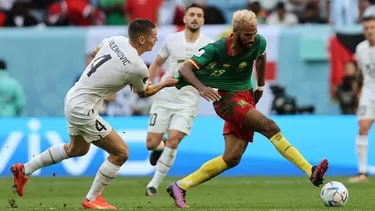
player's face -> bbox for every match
[364,20,375,42]
[238,23,258,48]
[144,28,158,51]
[184,7,204,32]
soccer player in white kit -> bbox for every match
[10,19,177,209]
[144,4,214,196]
[349,7,375,183]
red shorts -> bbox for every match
[213,90,255,142]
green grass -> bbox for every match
[0,177,372,210]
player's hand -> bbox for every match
[162,78,178,87]
[130,84,135,93]
[199,87,221,102]
[253,89,263,104]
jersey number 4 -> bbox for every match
[87,54,112,77]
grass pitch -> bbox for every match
[0,177,373,210]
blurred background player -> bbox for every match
[0,59,25,117]
[10,19,177,210]
[166,10,328,208]
[349,5,375,183]
[144,3,213,196]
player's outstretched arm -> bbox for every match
[137,78,178,98]
[179,61,221,101]
[149,55,167,81]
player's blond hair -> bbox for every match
[232,9,257,30]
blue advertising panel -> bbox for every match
[0,116,371,177]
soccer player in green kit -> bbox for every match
[166,9,329,208]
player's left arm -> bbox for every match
[255,52,267,88]
[253,35,267,103]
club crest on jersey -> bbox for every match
[238,61,248,71]
[207,62,217,69]
[237,100,247,108]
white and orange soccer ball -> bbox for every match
[320,181,349,207]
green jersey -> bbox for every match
[176,34,266,91]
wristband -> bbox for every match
[256,86,264,91]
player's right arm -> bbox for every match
[149,56,167,82]
[354,45,364,96]
[148,35,170,81]
[179,45,221,102]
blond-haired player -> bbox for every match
[166,10,329,208]
[10,19,177,210]
[144,3,213,196]
[349,6,375,183]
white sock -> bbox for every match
[147,147,177,189]
[356,135,368,174]
[24,144,68,176]
[86,159,120,201]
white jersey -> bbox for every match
[154,31,213,109]
[356,40,375,90]
[65,36,149,118]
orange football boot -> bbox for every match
[82,195,117,209]
[10,163,28,197]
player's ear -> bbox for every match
[183,15,187,24]
[138,36,145,45]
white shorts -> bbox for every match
[147,103,195,136]
[64,105,112,143]
[357,89,375,120]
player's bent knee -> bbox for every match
[66,145,90,157]
[222,154,241,168]
[263,120,281,138]
[111,147,129,165]
[166,135,183,149]
[358,121,372,135]
[146,134,163,150]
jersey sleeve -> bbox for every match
[158,35,170,59]
[129,64,149,92]
[257,35,267,57]
[189,44,216,69]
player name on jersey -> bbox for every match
[109,39,131,66]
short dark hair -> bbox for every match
[185,3,204,14]
[128,18,156,42]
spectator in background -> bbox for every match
[124,0,162,25]
[3,0,38,27]
[266,1,298,26]
[0,59,25,117]
[299,2,327,24]
[0,0,14,11]
[357,0,371,23]
[248,0,267,24]
[46,0,104,26]
[330,0,358,25]
[100,0,126,25]
[158,0,185,26]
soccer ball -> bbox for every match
[320,181,349,207]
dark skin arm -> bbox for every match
[179,61,221,102]
[253,52,267,103]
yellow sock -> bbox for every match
[270,132,313,177]
[177,156,228,190]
